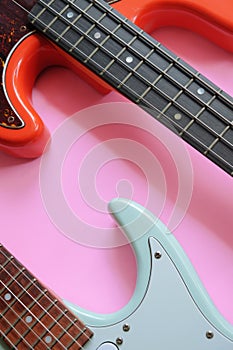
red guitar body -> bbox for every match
[1,0,233,158]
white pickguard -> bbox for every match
[1,199,233,349]
[82,237,233,350]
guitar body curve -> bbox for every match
[63,198,233,349]
[1,199,233,349]
[0,0,232,158]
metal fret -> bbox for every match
[29,0,233,175]
[1,311,34,349]
[0,245,93,349]
[1,285,51,349]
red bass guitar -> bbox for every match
[0,0,233,175]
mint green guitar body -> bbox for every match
[1,198,233,349]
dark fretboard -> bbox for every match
[29,0,233,176]
[0,244,93,349]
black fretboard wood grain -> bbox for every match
[29,0,233,175]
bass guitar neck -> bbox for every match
[0,0,233,175]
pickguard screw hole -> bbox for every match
[20,25,27,32]
[7,116,15,124]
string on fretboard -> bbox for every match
[0,244,93,349]
[28,0,233,175]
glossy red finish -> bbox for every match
[2,33,110,158]
[2,0,233,158]
[114,0,233,52]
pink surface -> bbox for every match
[1,24,233,326]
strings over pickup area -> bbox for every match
[29,0,233,176]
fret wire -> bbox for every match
[77,4,233,144]
[20,293,60,343]
[84,13,134,65]
[0,329,19,350]
[116,57,232,149]
[1,267,28,291]
[179,105,217,139]
[69,0,233,107]
[69,12,109,53]
[0,252,14,269]
[1,249,92,349]
[50,317,86,349]
[0,289,52,349]
[30,0,54,25]
[204,138,221,156]
[1,280,67,349]
[1,249,73,325]
[1,277,37,317]
[0,310,34,350]
[57,5,93,44]
[29,2,233,172]
[93,0,232,105]
[204,124,233,155]
[170,81,233,149]
[1,261,38,314]
[66,328,86,349]
[37,0,233,126]
[41,0,233,130]
[45,4,71,35]
[0,249,91,349]
[57,13,83,44]
[0,266,83,340]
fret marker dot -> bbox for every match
[4,293,12,301]
[174,113,182,120]
[67,11,74,19]
[45,335,52,344]
[126,56,133,64]
[25,315,33,324]
[94,32,101,39]
[197,87,205,95]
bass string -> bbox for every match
[37,0,233,123]
[9,0,233,168]
[1,249,91,349]
[11,0,32,14]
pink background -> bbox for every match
[1,24,233,325]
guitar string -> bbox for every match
[61,0,233,151]
[0,327,28,350]
[10,0,233,169]
[38,0,233,132]
[0,275,89,350]
[35,0,233,169]
[0,246,89,339]
[68,0,233,111]
[0,249,91,348]
[0,290,51,350]
[12,0,233,169]
[0,306,35,350]
[1,281,65,349]
[0,251,91,349]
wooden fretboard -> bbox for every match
[0,244,93,349]
[29,0,233,176]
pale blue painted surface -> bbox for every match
[1,198,233,349]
